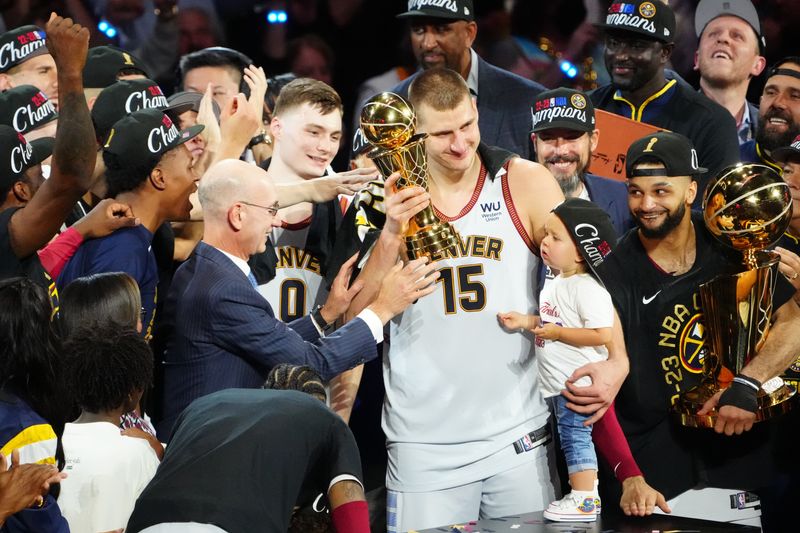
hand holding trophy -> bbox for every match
[673,163,796,427]
[360,92,459,260]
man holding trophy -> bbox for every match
[596,131,800,526]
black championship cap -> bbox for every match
[102,108,204,169]
[0,85,57,134]
[167,91,221,122]
[351,127,371,159]
[626,131,708,178]
[596,1,676,43]
[695,0,765,52]
[552,198,617,276]
[531,88,595,134]
[83,46,149,89]
[92,79,192,144]
[771,134,800,163]
[0,26,47,73]
[397,0,474,22]
[0,125,53,189]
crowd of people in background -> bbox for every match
[1,0,800,532]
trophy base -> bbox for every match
[672,377,797,428]
[405,221,460,261]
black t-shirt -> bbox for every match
[0,207,58,303]
[126,389,363,533]
[597,212,794,498]
[774,232,800,390]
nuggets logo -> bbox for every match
[570,93,587,110]
[678,313,706,373]
[639,2,656,18]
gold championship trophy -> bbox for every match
[674,164,796,427]
[360,92,459,260]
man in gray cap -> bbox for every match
[694,0,766,145]
[390,0,545,160]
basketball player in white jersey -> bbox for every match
[341,68,627,531]
[253,78,376,323]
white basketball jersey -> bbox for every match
[257,220,328,322]
[384,163,550,492]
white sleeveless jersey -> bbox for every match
[384,163,550,492]
[257,220,328,322]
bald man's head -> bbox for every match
[199,160,281,258]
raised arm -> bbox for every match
[9,14,94,259]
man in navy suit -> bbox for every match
[390,0,545,161]
[531,87,633,237]
[156,159,439,439]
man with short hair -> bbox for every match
[590,0,739,203]
[57,108,204,340]
[694,0,766,145]
[178,46,251,108]
[0,25,58,108]
[350,67,575,531]
[390,0,545,160]
[251,78,376,322]
[530,87,632,236]
[596,131,800,525]
[157,158,438,439]
[740,57,800,171]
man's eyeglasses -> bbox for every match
[239,201,279,216]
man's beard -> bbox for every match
[635,202,686,239]
[545,155,586,197]
[757,107,800,152]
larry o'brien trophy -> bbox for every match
[359,92,459,260]
[673,164,795,427]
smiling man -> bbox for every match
[0,25,59,109]
[248,78,360,322]
[740,57,800,171]
[694,0,766,145]
[590,0,739,205]
[58,108,204,340]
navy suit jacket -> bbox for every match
[584,173,634,238]
[157,242,376,438]
[393,55,545,160]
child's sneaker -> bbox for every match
[542,492,601,522]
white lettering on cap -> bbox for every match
[0,37,46,70]
[575,222,604,266]
[147,123,180,153]
[408,0,458,14]
[12,99,55,133]
[605,13,657,34]
[531,106,587,130]
[10,139,33,174]
[125,90,169,113]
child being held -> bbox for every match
[499,198,617,522]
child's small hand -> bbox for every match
[532,322,561,340]
[497,312,539,331]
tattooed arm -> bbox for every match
[9,13,95,259]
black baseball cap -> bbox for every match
[351,127,371,159]
[772,134,800,163]
[596,1,676,44]
[695,0,765,52]
[552,198,617,276]
[0,85,57,134]
[0,125,53,189]
[531,88,595,134]
[102,108,204,169]
[83,46,149,89]
[92,79,191,144]
[167,91,221,122]
[0,26,47,73]
[626,132,708,179]
[397,0,474,22]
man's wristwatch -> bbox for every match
[248,131,271,149]
[311,305,334,333]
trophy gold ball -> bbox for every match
[359,92,416,150]
[702,163,792,254]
